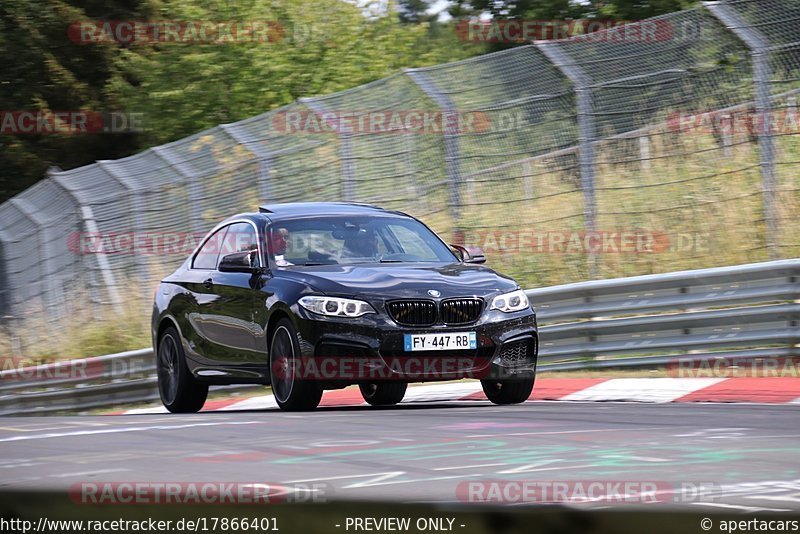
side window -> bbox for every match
[192,226,229,270]
[219,222,260,267]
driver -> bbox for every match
[342,229,378,259]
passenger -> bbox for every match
[270,227,293,266]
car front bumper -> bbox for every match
[291,306,538,384]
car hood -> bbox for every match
[274,262,518,299]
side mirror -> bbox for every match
[450,244,486,264]
[219,251,259,273]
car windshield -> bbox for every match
[266,216,458,267]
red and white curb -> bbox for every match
[116,377,800,415]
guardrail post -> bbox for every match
[704,1,778,259]
[535,42,598,277]
[300,98,355,201]
[404,68,464,239]
[220,123,273,204]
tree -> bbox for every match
[0,0,149,202]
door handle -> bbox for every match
[203,278,214,290]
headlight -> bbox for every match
[298,296,375,318]
[490,289,529,313]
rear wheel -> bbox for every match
[269,319,322,411]
[359,382,407,406]
[480,377,534,405]
[157,327,208,413]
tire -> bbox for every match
[269,319,323,411]
[157,327,208,413]
[480,376,534,405]
[359,382,407,406]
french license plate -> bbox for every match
[404,332,477,352]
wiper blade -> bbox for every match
[379,259,404,263]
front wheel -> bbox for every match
[157,327,208,413]
[269,319,322,411]
[480,377,534,405]
[359,382,407,406]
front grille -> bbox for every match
[441,298,483,325]
[499,340,530,363]
[386,300,437,326]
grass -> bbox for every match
[0,284,152,366]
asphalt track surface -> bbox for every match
[1,400,799,511]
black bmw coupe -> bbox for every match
[152,202,538,412]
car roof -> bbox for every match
[258,202,409,220]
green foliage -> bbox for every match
[112,0,483,146]
[0,0,147,201]
[1,0,483,201]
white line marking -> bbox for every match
[690,502,792,512]
[497,460,563,474]
[51,468,131,478]
[499,464,597,474]
[433,463,509,471]
[343,473,479,489]
[465,428,661,438]
[285,471,405,484]
[0,421,262,443]
[600,455,669,463]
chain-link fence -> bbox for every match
[1,0,799,350]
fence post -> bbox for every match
[8,198,56,322]
[535,42,598,276]
[0,233,8,319]
[150,146,206,234]
[300,98,355,201]
[220,123,273,205]
[639,135,651,173]
[97,161,149,284]
[705,1,778,259]
[522,159,534,198]
[404,68,463,239]
[48,168,124,315]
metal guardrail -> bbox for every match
[0,349,157,416]
[1,259,798,415]
[529,258,800,370]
